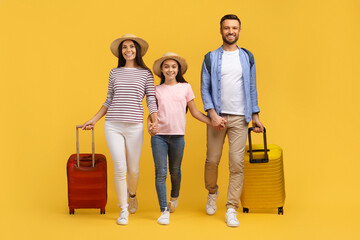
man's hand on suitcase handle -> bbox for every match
[251,113,264,133]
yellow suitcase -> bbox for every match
[241,127,285,214]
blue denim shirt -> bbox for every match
[200,46,260,123]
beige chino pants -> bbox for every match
[205,114,248,210]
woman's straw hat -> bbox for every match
[110,33,149,57]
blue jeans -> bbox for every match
[151,135,185,212]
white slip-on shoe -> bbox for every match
[157,207,170,225]
[128,194,138,214]
[225,208,240,227]
[117,209,129,225]
[206,190,218,215]
[168,197,179,213]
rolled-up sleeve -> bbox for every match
[249,61,260,113]
[201,59,214,112]
[145,70,157,114]
[103,70,114,108]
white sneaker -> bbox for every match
[225,208,240,227]
[168,197,178,213]
[206,190,218,215]
[128,194,138,214]
[157,208,170,225]
[117,209,129,225]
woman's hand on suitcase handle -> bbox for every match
[81,119,96,130]
[251,113,263,133]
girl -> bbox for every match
[82,34,158,225]
[148,52,211,225]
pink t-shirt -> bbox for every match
[155,83,195,135]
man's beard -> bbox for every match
[222,35,238,45]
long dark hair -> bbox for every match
[117,40,150,71]
[160,59,188,85]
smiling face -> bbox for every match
[220,19,241,45]
[161,59,179,82]
[121,40,136,62]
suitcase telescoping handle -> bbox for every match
[76,125,95,168]
[248,127,269,163]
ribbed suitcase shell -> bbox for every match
[241,143,285,214]
[67,153,107,214]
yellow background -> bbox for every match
[1,0,359,239]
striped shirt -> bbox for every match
[103,67,157,123]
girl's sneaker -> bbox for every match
[157,208,170,225]
[168,197,179,213]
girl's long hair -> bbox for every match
[117,40,150,71]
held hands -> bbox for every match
[81,119,96,130]
[211,114,227,131]
[148,123,158,136]
[147,118,158,136]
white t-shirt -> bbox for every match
[155,82,195,135]
[221,49,246,115]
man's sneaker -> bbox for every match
[117,209,129,225]
[168,197,178,213]
[206,190,218,215]
[225,208,240,227]
[128,194,138,214]
[157,207,170,225]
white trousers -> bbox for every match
[104,121,143,209]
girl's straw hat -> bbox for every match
[153,52,188,77]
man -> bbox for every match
[201,14,264,227]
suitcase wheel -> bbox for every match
[243,208,249,213]
[69,208,75,215]
[100,209,105,214]
[278,207,284,215]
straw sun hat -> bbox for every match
[153,52,188,77]
[110,33,149,57]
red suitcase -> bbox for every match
[67,126,107,214]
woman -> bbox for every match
[82,34,158,225]
[148,52,211,225]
